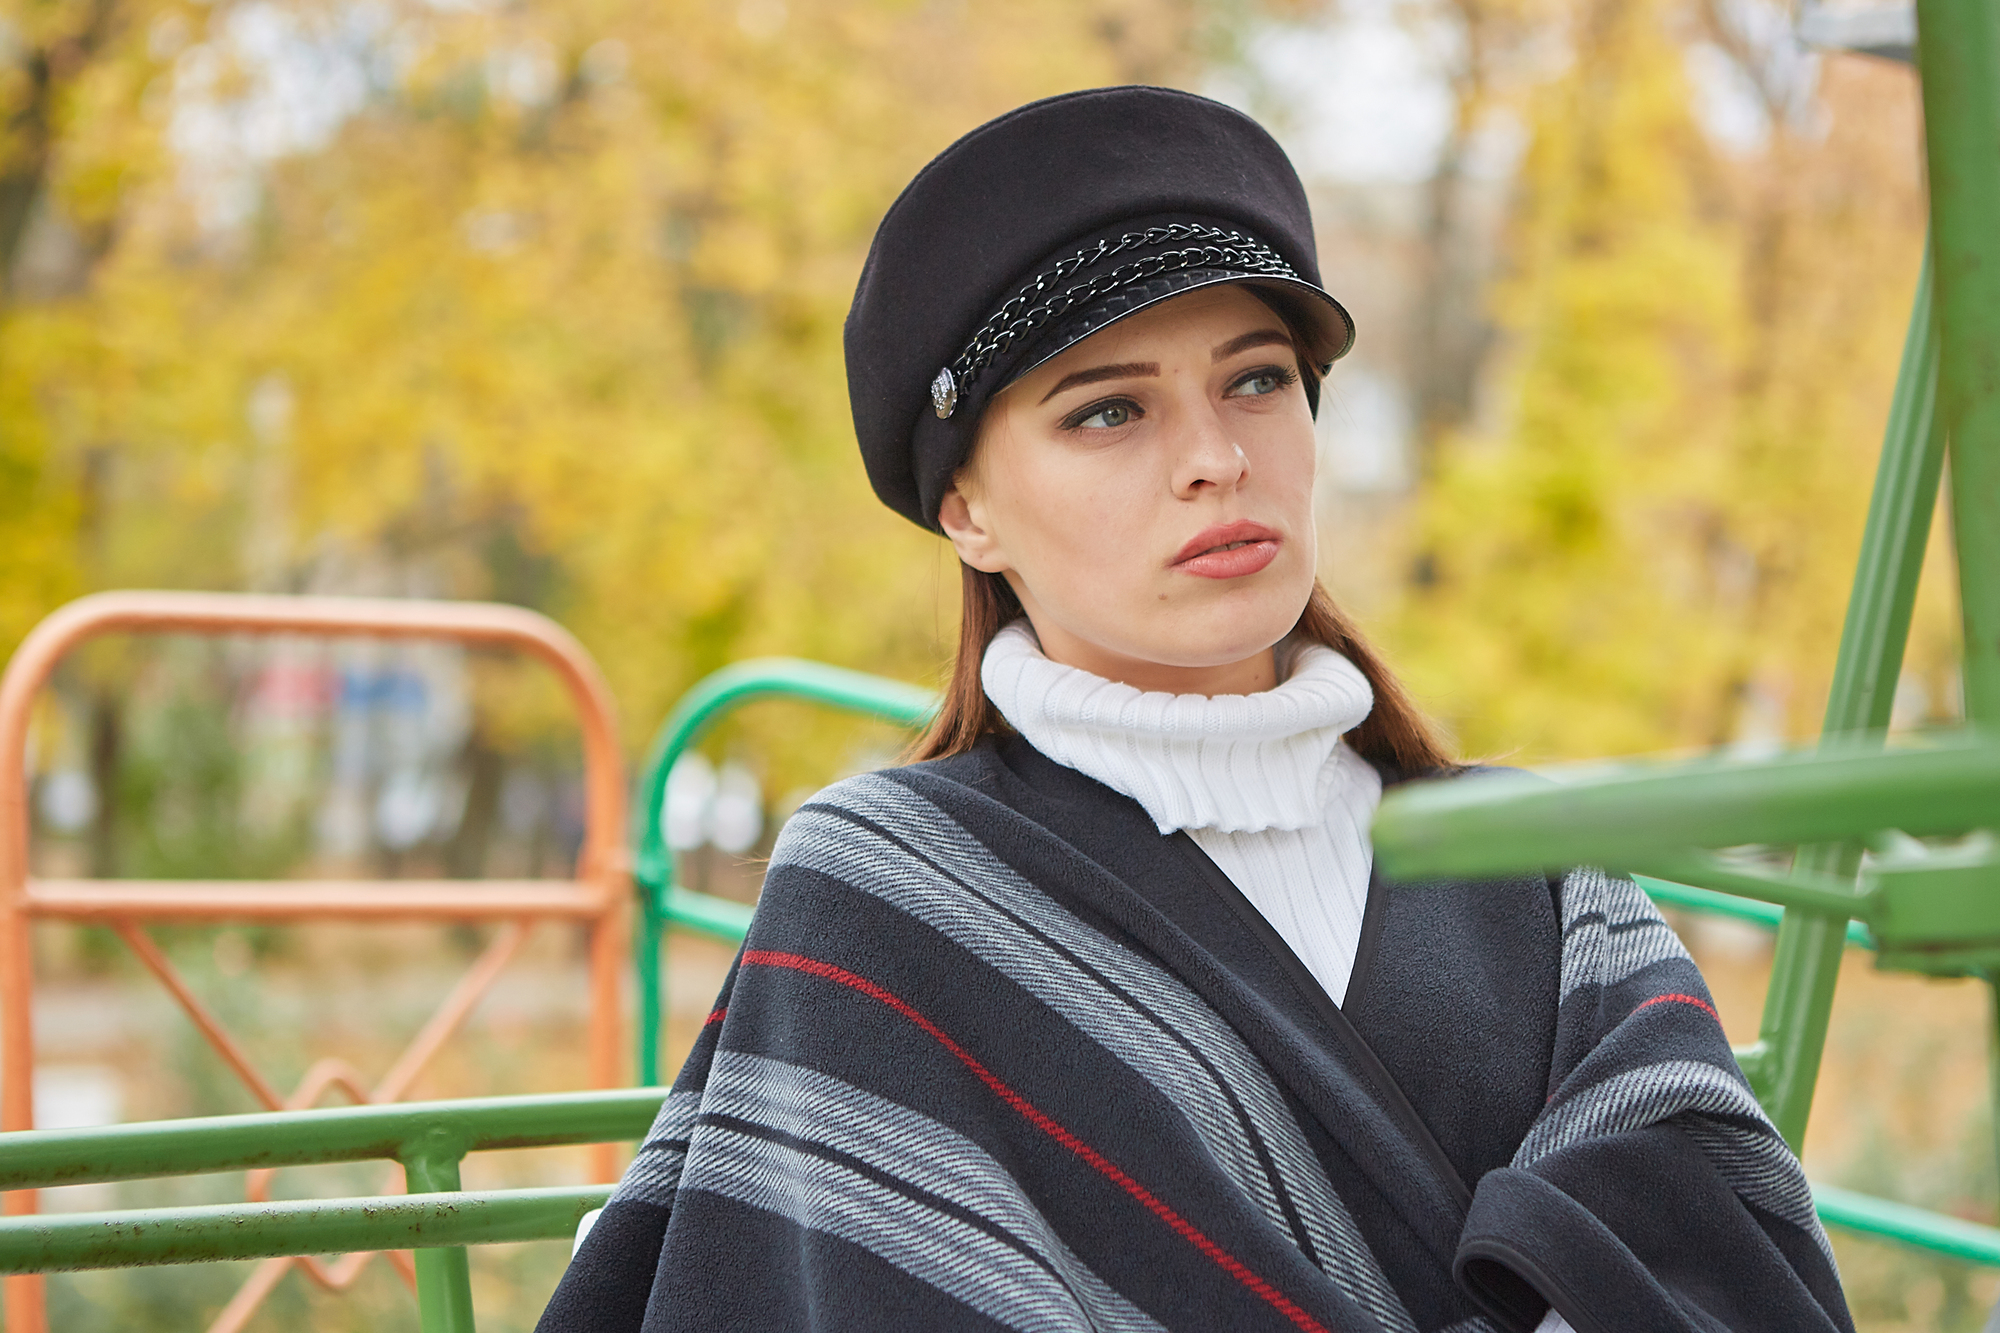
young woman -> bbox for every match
[541,87,1851,1333]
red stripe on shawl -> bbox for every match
[741,948,1331,1333]
[1632,993,1720,1021]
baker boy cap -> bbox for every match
[845,85,1355,532]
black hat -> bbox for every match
[845,85,1354,532]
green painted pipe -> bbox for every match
[0,1089,665,1192]
[0,1187,609,1274]
[1919,0,2000,728]
[1815,1183,2000,1267]
[662,884,755,943]
[1634,876,1874,950]
[1753,247,1946,1148]
[1631,853,1872,919]
[632,659,938,894]
[633,659,937,1084]
[1373,734,2000,882]
[406,1142,477,1333]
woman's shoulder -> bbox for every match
[768,745,1006,852]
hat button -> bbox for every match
[930,367,959,420]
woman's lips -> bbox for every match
[1171,521,1282,580]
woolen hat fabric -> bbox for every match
[845,85,1355,533]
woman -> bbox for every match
[541,87,1851,1332]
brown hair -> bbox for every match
[908,567,1459,776]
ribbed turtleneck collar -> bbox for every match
[980,620,1376,835]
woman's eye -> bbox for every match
[1227,369,1285,398]
[1068,400,1137,430]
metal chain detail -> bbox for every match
[945,224,1300,396]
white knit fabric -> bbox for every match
[981,621,1382,1006]
[982,624,1581,1333]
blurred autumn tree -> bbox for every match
[0,0,1945,779]
[1385,0,1937,760]
[0,0,1252,775]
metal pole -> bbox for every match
[404,1143,476,1333]
[1990,975,2000,1236]
[586,907,627,1182]
[1917,0,2000,725]
[630,660,935,1084]
[1916,0,2000,1234]
[1750,251,1945,1147]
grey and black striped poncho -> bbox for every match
[540,737,1852,1332]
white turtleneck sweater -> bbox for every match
[981,622,1575,1333]
[981,620,1382,1006]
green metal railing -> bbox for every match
[1376,0,2000,1274]
[1374,736,2000,1267]
[631,657,936,1085]
[0,1089,664,1332]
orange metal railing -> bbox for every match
[0,592,629,1333]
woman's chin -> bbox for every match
[1157,585,1311,659]
[1119,607,1305,674]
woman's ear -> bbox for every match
[937,481,1011,574]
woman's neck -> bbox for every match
[1025,615,1278,696]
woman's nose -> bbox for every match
[1173,409,1250,496]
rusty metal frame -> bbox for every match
[0,591,629,1333]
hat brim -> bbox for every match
[997,268,1356,394]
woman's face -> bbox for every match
[939,284,1319,695]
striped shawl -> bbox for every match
[539,738,1851,1332]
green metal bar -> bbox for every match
[1750,249,1944,1143]
[1373,734,1999,881]
[405,1142,475,1333]
[633,659,937,1084]
[1918,0,2000,727]
[1917,0,2000,1241]
[1990,975,2000,1254]
[12,1175,1995,1279]
[1816,251,1946,746]
[633,659,939,892]
[1633,875,1874,949]
[0,1088,665,1192]
[1748,909,1847,1135]
[1761,0,1995,1144]
[1814,1182,2000,1267]
[1379,254,1939,1126]
[0,1187,608,1274]
[663,884,755,943]
[1628,853,1873,918]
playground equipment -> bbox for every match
[630,658,936,1086]
[0,0,1992,1327]
[0,1090,656,1333]
[0,593,630,1332]
[1369,0,2000,1272]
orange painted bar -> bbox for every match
[27,879,613,920]
[0,592,630,1333]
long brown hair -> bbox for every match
[908,566,1459,776]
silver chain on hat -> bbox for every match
[929,223,1301,420]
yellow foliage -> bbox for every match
[1388,0,1934,762]
[1,0,1220,779]
[0,0,1946,781]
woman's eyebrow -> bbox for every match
[1038,361,1158,404]
[1212,328,1293,361]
